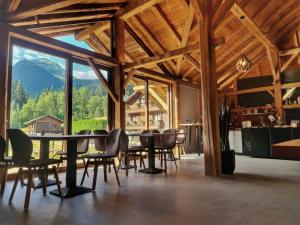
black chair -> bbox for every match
[161,129,178,173]
[176,129,186,160]
[0,136,14,197]
[56,130,91,169]
[81,129,127,189]
[7,129,63,209]
[93,130,108,153]
[118,131,148,175]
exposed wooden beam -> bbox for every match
[136,68,175,82]
[75,21,110,41]
[151,5,181,46]
[124,23,172,76]
[279,47,300,56]
[281,54,298,72]
[87,57,119,103]
[213,0,235,29]
[124,69,136,89]
[225,86,274,96]
[184,53,201,72]
[124,43,199,70]
[0,22,118,67]
[11,11,113,26]
[282,82,300,89]
[43,3,125,14]
[190,0,204,22]
[115,0,164,20]
[266,47,283,116]
[230,3,276,48]
[6,0,22,13]
[176,1,194,75]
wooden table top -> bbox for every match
[272,139,300,148]
[28,134,107,141]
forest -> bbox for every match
[10,80,108,132]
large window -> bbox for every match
[72,62,108,133]
[125,78,171,132]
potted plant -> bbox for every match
[219,96,235,175]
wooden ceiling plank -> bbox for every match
[175,1,194,75]
[151,4,181,46]
[75,21,110,41]
[124,43,199,70]
[184,53,201,72]
[6,0,22,13]
[116,0,164,20]
[213,0,235,29]
[230,3,276,48]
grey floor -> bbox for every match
[1,155,300,225]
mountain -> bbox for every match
[12,58,104,97]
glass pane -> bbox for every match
[72,63,108,134]
[125,78,146,132]
[9,45,66,162]
[148,81,170,131]
[55,35,94,52]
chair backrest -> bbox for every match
[106,129,128,157]
[139,130,151,147]
[150,129,162,147]
[176,129,186,144]
[76,130,91,154]
[0,136,6,161]
[7,129,33,166]
[162,129,177,149]
[93,130,108,151]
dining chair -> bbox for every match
[161,129,178,173]
[81,129,127,189]
[56,130,91,170]
[7,129,63,209]
[118,130,148,175]
[93,130,108,153]
[176,129,186,160]
[0,136,14,197]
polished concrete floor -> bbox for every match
[1,155,300,225]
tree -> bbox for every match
[11,80,29,109]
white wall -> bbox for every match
[179,85,200,124]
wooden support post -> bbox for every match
[64,57,73,135]
[112,17,125,129]
[172,81,180,128]
[0,28,10,139]
[194,0,221,176]
[144,79,149,130]
[267,47,283,117]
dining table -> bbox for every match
[29,134,108,198]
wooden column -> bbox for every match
[196,0,222,176]
[267,47,283,118]
[0,28,10,139]
[173,81,180,128]
[64,57,73,135]
[144,79,149,130]
[112,17,125,129]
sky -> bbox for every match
[12,35,107,80]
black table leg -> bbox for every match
[50,139,92,198]
[139,136,164,174]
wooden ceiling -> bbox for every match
[1,0,300,91]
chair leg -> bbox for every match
[140,155,146,169]
[24,170,33,209]
[20,174,25,187]
[178,145,181,160]
[125,155,130,176]
[133,156,137,172]
[82,158,89,178]
[161,150,164,167]
[41,169,47,196]
[9,168,21,202]
[164,153,167,174]
[80,159,89,186]
[53,166,63,200]
[92,164,99,190]
[0,166,8,197]
[113,160,120,187]
[171,150,177,169]
[103,161,108,182]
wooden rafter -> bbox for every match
[75,21,110,41]
[124,43,199,70]
[213,0,235,29]
[230,3,276,48]
[176,1,194,75]
[115,0,164,20]
[87,57,119,103]
[6,0,22,13]
[184,53,201,72]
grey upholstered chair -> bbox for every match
[161,129,178,173]
[81,129,127,189]
[176,129,186,160]
[93,130,108,152]
[7,129,63,209]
